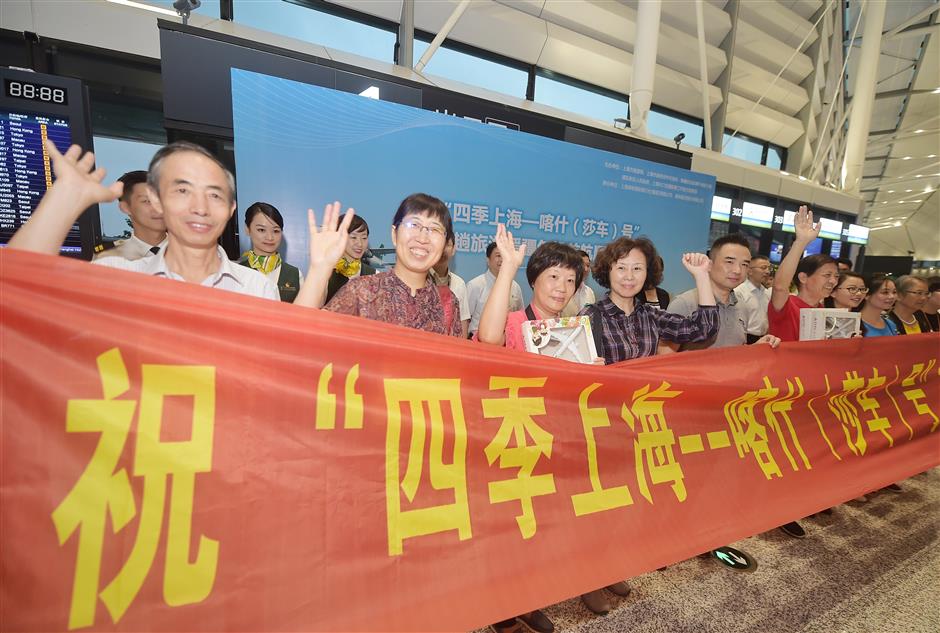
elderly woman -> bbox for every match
[768,206,839,341]
[579,236,718,364]
[239,202,304,302]
[888,275,931,334]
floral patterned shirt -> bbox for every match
[324,270,462,337]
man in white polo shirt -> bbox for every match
[466,241,523,336]
[9,140,277,300]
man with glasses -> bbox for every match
[734,254,772,340]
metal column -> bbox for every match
[398,0,414,68]
[841,0,887,193]
[709,0,740,152]
[629,0,662,138]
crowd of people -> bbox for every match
[10,140,939,633]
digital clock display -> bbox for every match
[4,79,68,105]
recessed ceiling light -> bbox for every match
[929,155,937,158]
[903,156,912,160]
[888,190,895,193]
[894,221,902,226]
[933,88,940,94]
[781,171,790,176]
[913,200,922,203]
[915,129,925,134]
[916,174,923,178]
[906,189,913,192]
[798,175,807,181]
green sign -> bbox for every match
[711,546,757,572]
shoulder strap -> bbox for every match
[525,305,537,321]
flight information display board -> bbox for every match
[0,68,98,258]
[0,110,78,251]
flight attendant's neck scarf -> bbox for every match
[243,250,282,275]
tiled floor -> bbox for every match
[475,467,940,633]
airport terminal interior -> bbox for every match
[1,0,938,632]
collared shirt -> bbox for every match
[668,288,746,350]
[561,284,596,318]
[580,295,719,364]
[734,279,770,336]
[466,270,523,333]
[93,234,168,262]
[325,270,463,337]
[93,245,279,300]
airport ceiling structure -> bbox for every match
[330,0,940,259]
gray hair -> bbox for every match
[147,141,236,203]
[895,275,928,294]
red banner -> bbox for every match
[2,249,938,632]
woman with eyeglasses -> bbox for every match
[887,275,931,335]
[294,193,462,337]
[825,271,867,311]
[859,274,899,337]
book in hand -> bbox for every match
[799,308,861,340]
[522,315,599,364]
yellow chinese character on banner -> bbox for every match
[902,361,939,433]
[763,376,812,472]
[385,379,471,556]
[855,369,894,447]
[621,382,685,504]
[725,376,810,478]
[482,377,555,539]
[51,348,218,630]
[571,383,634,516]
[829,369,897,455]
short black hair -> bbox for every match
[836,257,853,268]
[348,215,369,235]
[245,202,284,229]
[709,234,751,258]
[526,242,584,288]
[118,170,148,202]
[794,253,837,288]
[486,242,498,258]
[391,193,453,242]
[750,254,770,264]
[577,249,590,259]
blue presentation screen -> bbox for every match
[231,69,716,298]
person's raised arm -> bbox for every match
[8,140,123,255]
[682,252,715,306]
[771,205,819,311]
[477,224,526,346]
[294,202,354,309]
